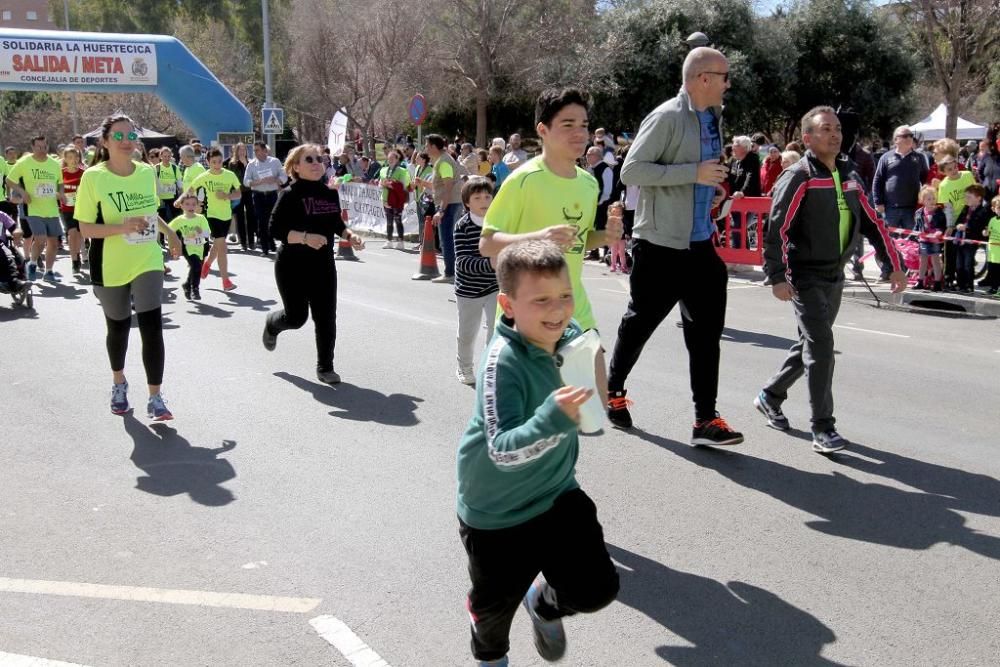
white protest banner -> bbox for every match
[328,109,348,155]
[0,37,157,86]
[337,182,418,236]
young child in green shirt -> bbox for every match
[455,240,618,666]
[168,192,210,301]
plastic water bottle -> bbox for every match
[557,329,605,434]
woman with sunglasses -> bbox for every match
[263,144,365,384]
[75,114,181,420]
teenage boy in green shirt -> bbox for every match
[480,88,623,403]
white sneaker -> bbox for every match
[455,368,475,385]
[383,241,394,249]
[395,240,405,250]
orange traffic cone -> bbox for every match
[411,215,440,280]
[336,209,358,261]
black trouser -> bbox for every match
[955,243,977,289]
[983,262,1000,288]
[458,489,619,662]
[944,239,958,285]
[182,252,203,290]
[384,206,403,241]
[266,246,337,371]
[608,238,728,421]
[762,275,843,433]
[233,190,257,250]
[0,200,19,222]
[252,190,278,253]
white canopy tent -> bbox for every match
[909,104,987,141]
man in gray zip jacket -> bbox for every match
[606,47,744,447]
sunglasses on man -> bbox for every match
[702,71,730,82]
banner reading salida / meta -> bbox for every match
[337,182,419,237]
[0,37,157,86]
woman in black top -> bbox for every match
[263,143,365,384]
[224,142,257,251]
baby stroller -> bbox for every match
[0,211,33,309]
[895,235,922,286]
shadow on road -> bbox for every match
[34,280,88,300]
[274,371,423,426]
[187,301,233,318]
[607,544,844,666]
[721,327,798,350]
[631,429,1000,560]
[123,414,237,506]
[0,304,39,320]
[214,290,277,312]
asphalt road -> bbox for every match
[1,245,998,667]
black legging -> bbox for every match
[384,206,404,241]
[266,247,337,372]
[105,308,165,385]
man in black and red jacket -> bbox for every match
[754,106,905,455]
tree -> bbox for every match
[900,0,1000,138]
[781,0,917,140]
[284,0,425,153]
[429,0,595,147]
[592,0,797,138]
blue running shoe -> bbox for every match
[110,381,130,415]
[147,393,173,421]
[523,577,566,661]
[27,262,37,281]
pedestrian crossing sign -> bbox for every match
[262,107,284,135]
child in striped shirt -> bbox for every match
[454,177,499,385]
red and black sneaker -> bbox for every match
[607,390,634,429]
[692,414,744,446]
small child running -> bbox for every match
[456,240,619,667]
[168,192,210,301]
[982,195,1000,294]
[454,177,499,385]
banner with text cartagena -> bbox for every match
[0,38,157,86]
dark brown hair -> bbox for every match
[496,240,566,296]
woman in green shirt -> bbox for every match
[378,149,411,249]
[75,114,181,421]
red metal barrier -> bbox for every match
[715,196,771,266]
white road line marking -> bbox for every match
[833,325,910,338]
[0,652,91,667]
[340,296,453,329]
[600,288,627,294]
[310,615,391,667]
[0,577,320,613]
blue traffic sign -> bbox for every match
[262,107,284,135]
[408,95,427,126]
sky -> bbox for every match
[754,0,892,15]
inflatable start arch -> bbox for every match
[0,27,252,142]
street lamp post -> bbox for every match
[261,0,275,154]
[63,0,79,135]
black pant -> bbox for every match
[384,206,403,240]
[182,252,203,290]
[234,191,257,250]
[608,239,728,421]
[252,190,279,253]
[459,489,619,662]
[158,198,177,223]
[266,247,338,371]
[955,243,977,289]
[0,200,19,222]
[983,262,1000,288]
[944,239,958,285]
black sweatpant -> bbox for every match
[944,239,958,285]
[762,275,843,433]
[252,190,278,253]
[266,246,337,371]
[458,489,619,662]
[608,238,728,421]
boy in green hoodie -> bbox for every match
[456,240,619,666]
